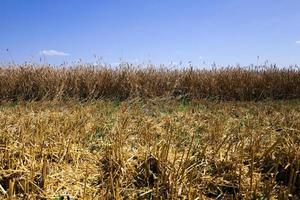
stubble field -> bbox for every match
[0,99,299,199]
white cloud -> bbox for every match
[39,49,69,56]
[296,40,300,44]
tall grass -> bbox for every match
[0,64,300,101]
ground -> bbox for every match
[0,99,299,199]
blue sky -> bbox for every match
[1,0,300,67]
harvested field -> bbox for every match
[0,99,299,199]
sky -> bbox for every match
[1,0,300,67]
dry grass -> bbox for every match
[0,64,300,101]
[0,99,299,199]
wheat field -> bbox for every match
[0,64,300,101]
[0,65,300,199]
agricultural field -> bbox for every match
[3,0,300,199]
[0,65,300,102]
[0,98,299,199]
[0,66,299,199]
